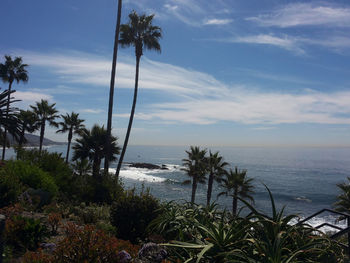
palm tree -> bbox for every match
[17,109,39,147]
[206,151,228,206]
[115,11,162,179]
[182,146,207,204]
[30,99,59,154]
[104,0,123,173]
[73,124,120,178]
[0,55,28,160]
[0,89,21,147]
[56,112,85,163]
[218,167,254,216]
[334,177,350,214]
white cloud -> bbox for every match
[227,34,305,54]
[10,50,350,127]
[81,108,104,114]
[204,18,232,25]
[139,90,350,125]
[247,3,350,28]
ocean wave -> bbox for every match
[108,168,168,183]
[292,215,347,233]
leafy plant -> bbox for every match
[5,215,48,254]
[110,189,160,242]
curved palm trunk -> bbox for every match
[232,187,238,216]
[19,124,26,147]
[191,178,198,204]
[2,81,13,161]
[93,156,101,179]
[66,128,73,163]
[104,0,122,173]
[207,172,214,206]
[39,121,45,154]
[115,55,141,180]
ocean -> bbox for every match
[5,145,350,230]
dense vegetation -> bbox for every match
[1,7,350,263]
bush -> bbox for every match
[110,189,160,243]
[23,223,140,263]
[5,215,48,253]
[0,170,22,208]
[0,161,58,208]
[16,148,75,195]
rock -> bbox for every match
[137,242,168,263]
[118,250,132,263]
[129,163,168,170]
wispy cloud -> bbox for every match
[247,3,350,28]
[14,91,52,110]
[12,50,350,127]
[221,34,305,54]
[20,50,229,97]
[81,108,104,114]
[203,18,233,26]
[139,90,350,125]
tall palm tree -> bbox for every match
[115,11,162,179]
[218,167,254,216]
[0,55,28,160]
[0,89,21,147]
[73,124,120,178]
[30,99,59,154]
[182,146,207,204]
[206,151,228,206]
[17,109,39,147]
[56,112,85,163]
[104,0,123,173]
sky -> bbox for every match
[1,0,350,147]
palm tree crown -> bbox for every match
[334,177,350,214]
[56,112,85,163]
[0,89,21,146]
[115,11,162,179]
[30,99,59,154]
[73,124,120,178]
[182,146,207,204]
[17,109,39,146]
[206,151,229,206]
[218,167,254,216]
[119,11,162,58]
[0,55,28,160]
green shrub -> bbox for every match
[5,215,48,253]
[110,189,160,243]
[2,160,58,197]
[16,148,75,195]
[0,171,23,208]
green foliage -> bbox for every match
[16,148,75,195]
[5,215,48,253]
[160,188,345,263]
[0,169,22,207]
[334,176,350,214]
[0,160,58,199]
[110,189,160,243]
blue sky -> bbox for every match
[1,0,350,146]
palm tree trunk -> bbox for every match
[104,0,122,173]
[191,178,198,204]
[66,129,73,163]
[207,172,214,206]
[19,124,25,147]
[232,188,238,216]
[115,55,141,180]
[39,121,45,154]
[93,156,101,179]
[2,81,13,161]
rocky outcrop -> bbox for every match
[129,163,168,170]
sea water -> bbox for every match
[4,145,350,230]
